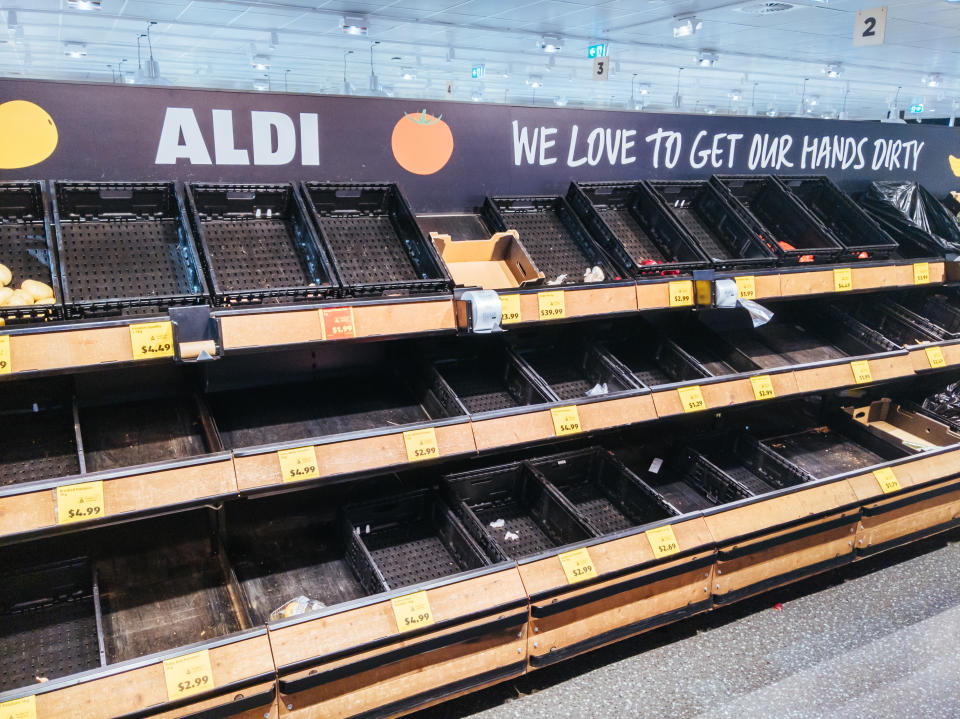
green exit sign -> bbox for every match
[909,103,924,113]
[587,43,608,58]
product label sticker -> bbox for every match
[162,649,215,701]
[735,276,756,300]
[550,405,582,436]
[277,446,321,483]
[130,321,175,360]
[925,345,947,369]
[391,590,434,632]
[538,290,566,320]
[750,374,776,401]
[678,385,706,413]
[499,294,522,324]
[668,280,694,307]
[558,547,598,584]
[913,262,930,285]
[833,267,853,292]
[850,360,873,384]
[0,334,10,375]
[320,306,357,340]
[645,525,681,559]
[56,481,105,525]
[873,467,902,494]
[403,427,439,462]
[0,695,37,719]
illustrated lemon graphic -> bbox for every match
[0,100,58,169]
[391,110,454,175]
[949,154,960,178]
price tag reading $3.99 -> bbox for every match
[162,649,215,701]
[499,294,522,324]
[391,590,434,633]
[129,321,175,360]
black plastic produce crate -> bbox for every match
[898,291,960,339]
[665,321,764,377]
[0,558,103,692]
[52,181,208,317]
[777,176,899,260]
[691,432,808,494]
[186,183,336,305]
[302,182,450,297]
[445,462,594,561]
[345,490,491,591]
[710,175,842,264]
[830,298,945,346]
[644,180,777,270]
[0,181,62,323]
[601,325,711,389]
[566,182,709,277]
[482,194,621,285]
[528,447,677,535]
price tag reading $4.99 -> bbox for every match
[391,590,434,633]
[558,547,597,584]
[403,427,439,462]
[0,696,37,719]
[277,446,321,483]
[129,321,175,360]
[645,525,681,559]
[162,649,215,701]
[550,405,582,436]
[0,334,10,375]
[56,481,104,525]
[538,290,566,320]
[499,294,522,324]
[668,280,694,307]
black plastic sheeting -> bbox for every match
[860,181,960,256]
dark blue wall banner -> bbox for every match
[0,78,957,212]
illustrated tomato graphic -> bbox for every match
[391,110,454,175]
[0,100,58,169]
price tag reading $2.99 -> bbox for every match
[403,427,439,462]
[162,649,215,701]
[668,280,694,307]
[558,547,597,584]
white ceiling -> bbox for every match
[0,0,958,120]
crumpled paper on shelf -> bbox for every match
[269,595,326,622]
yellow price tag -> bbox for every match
[668,280,694,307]
[391,590,434,633]
[550,405,582,436]
[403,427,439,462]
[0,335,10,375]
[913,262,930,285]
[735,275,757,300]
[162,649,215,701]
[695,279,712,306]
[749,374,776,401]
[833,267,853,292]
[277,446,321,483]
[677,385,706,413]
[873,467,902,494]
[0,696,37,719]
[129,321,175,360]
[925,345,947,369]
[56,481,105,525]
[499,294,522,324]
[558,547,598,584]
[537,290,566,320]
[320,306,357,340]
[850,360,873,384]
[645,525,681,559]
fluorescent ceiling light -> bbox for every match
[537,35,562,53]
[526,74,543,88]
[400,67,416,80]
[253,78,269,91]
[64,42,87,58]
[636,84,651,95]
[823,62,842,78]
[696,51,719,67]
[66,0,101,9]
[922,73,943,87]
[554,96,568,106]
[341,14,368,35]
[673,16,702,38]
[729,89,742,101]
[704,105,717,114]
[251,54,270,70]
[808,94,819,106]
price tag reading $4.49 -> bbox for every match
[833,267,853,293]
[56,481,104,525]
[913,262,931,285]
[558,547,597,584]
[403,427,439,462]
[645,525,681,559]
[391,590,434,633]
[162,649,215,701]
[0,695,37,719]
[129,321,175,360]
[277,446,321,483]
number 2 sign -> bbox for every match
[854,6,886,46]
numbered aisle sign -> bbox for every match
[853,6,887,46]
[593,56,610,81]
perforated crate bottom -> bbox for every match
[368,533,464,589]
[672,207,733,260]
[1,408,80,487]
[200,219,317,292]
[474,502,555,559]
[753,324,847,365]
[319,215,420,285]
[522,353,591,400]
[654,480,714,514]
[438,363,527,413]
[0,223,54,291]
[560,483,634,535]
[597,207,667,264]
[762,429,885,479]
[720,463,777,496]
[0,595,100,692]
[500,210,593,280]
[59,220,199,301]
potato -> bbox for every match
[33,297,56,305]
[0,287,12,305]
[6,289,33,306]
[0,263,10,286]
[21,279,53,301]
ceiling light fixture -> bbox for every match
[554,96,568,106]
[251,54,270,70]
[766,107,778,117]
[922,73,943,87]
[673,16,702,38]
[823,62,842,78]
[537,35,562,53]
[341,14,368,36]
[253,77,269,91]
[704,105,717,115]
[471,89,482,102]
[64,42,87,58]
[696,51,719,68]
[66,0,101,9]
[400,67,416,80]
[526,74,544,88]
[729,89,742,101]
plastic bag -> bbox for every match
[860,181,960,257]
[269,595,326,622]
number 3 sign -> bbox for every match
[593,56,610,81]
[854,6,887,46]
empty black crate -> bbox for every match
[0,382,80,488]
[567,182,708,277]
[691,433,807,495]
[602,326,710,389]
[432,346,554,414]
[0,181,62,322]
[645,180,776,270]
[528,447,677,535]
[346,490,491,591]
[0,558,102,692]
[445,462,594,561]
[187,183,336,305]
[666,322,763,377]
[711,175,841,264]
[302,182,450,296]
[830,299,944,345]
[52,181,207,316]
[777,176,898,260]
[483,195,620,284]
[898,291,960,339]
[759,423,908,479]
[512,337,639,401]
